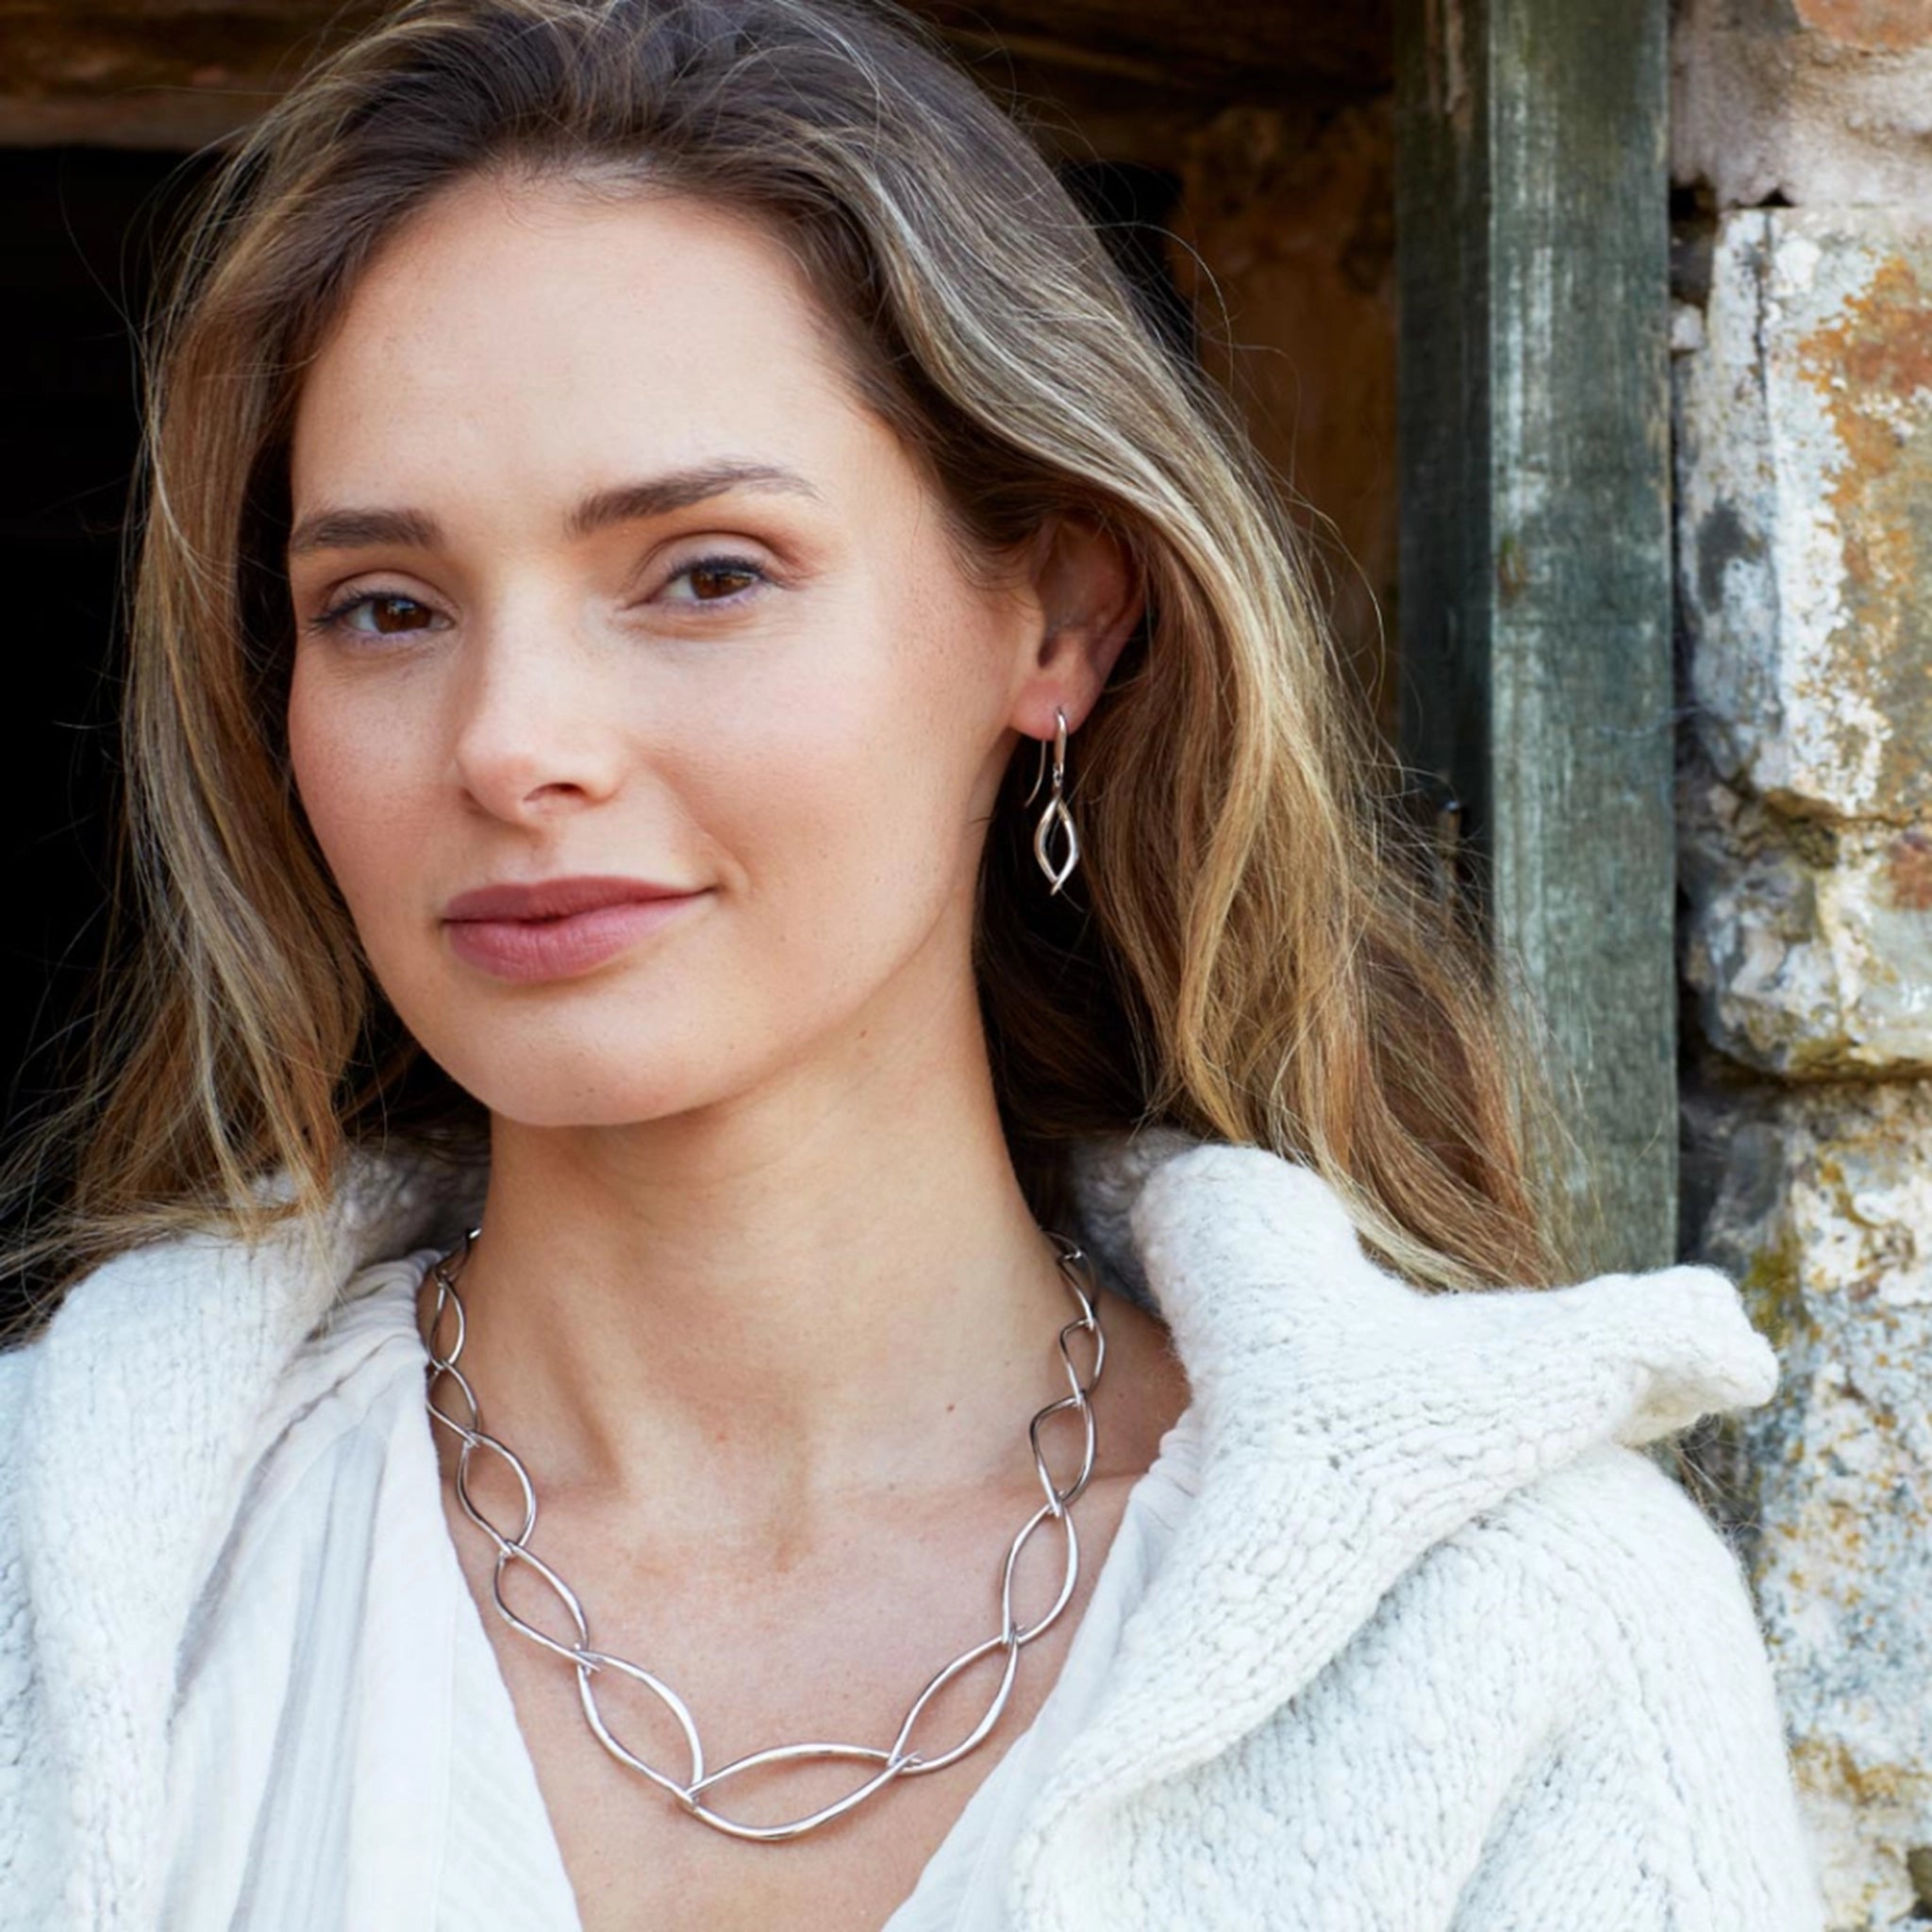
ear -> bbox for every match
[1008,511,1143,740]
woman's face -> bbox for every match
[285,173,1108,1127]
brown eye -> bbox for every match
[361,594,435,633]
[687,564,757,600]
[663,554,769,606]
[309,590,446,641]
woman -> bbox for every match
[0,0,1824,1924]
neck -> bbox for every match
[420,974,1098,1551]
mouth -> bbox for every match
[441,875,711,983]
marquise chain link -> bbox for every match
[420,1226,1107,1842]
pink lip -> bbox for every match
[442,874,709,983]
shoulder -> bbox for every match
[1441,1441,1806,1782]
[0,1339,38,1543]
[1419,1442,1828,1927]
[1403,1439,1788,1756]
[0,1339,58,1908]
[1232,1442,1829,1926]
[1098,1439,1824,1928]
[1270,1435,1793,1747]
[0,1336,46,1652]
[1442,1435,1761,1632]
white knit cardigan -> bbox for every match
[0,1129,1828,1929]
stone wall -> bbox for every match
[1673,1,1932,1922]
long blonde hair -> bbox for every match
[0,0,1561,1338]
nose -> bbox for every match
[448,615,628,824]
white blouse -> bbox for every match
[158,1249,1204,1929]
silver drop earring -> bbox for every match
[1023,707,1080,894]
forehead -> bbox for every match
[289,173,869,511]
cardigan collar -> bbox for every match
[1006,1131,1781,1914]
[13,1129,1779,1925]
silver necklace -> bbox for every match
[420,1224,1107,1842]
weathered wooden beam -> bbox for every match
[1394,0,1676,1273]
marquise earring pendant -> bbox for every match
[1023,707,1080,894]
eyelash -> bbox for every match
[305,551,773,639]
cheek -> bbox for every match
[703,740,990,1048]
[285,655,426,926]
[722,625,982,924]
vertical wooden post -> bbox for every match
[1394,0,1676,1273]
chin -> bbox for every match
[397,1009,709,1129]
[386,947,906,1130]
[475,1087,688,1130]
[452,1058,733,1131]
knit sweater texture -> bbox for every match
[0,1129,1828,1928]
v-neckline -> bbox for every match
[378,1257,1199,1928]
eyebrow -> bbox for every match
[285,458,823,558]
